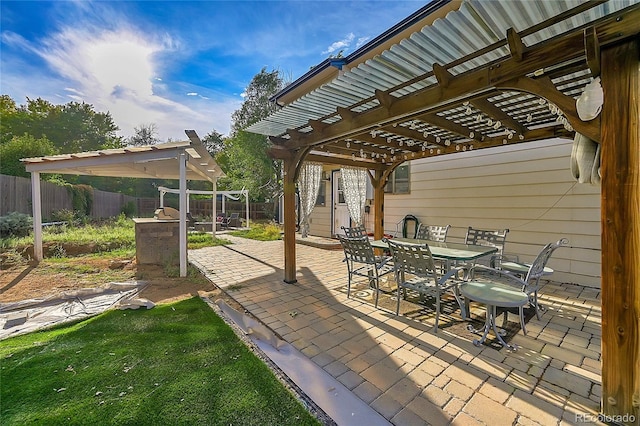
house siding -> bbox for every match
[382,138,601,288]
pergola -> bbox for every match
[22,130,223,277]
[248,0,639,420]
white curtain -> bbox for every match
[570,133,601,185]
[340,166,367,226]
[297,162,322,238]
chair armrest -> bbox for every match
[469,264,528,288]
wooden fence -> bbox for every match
[1,175,275,221]
[1,175,159,219]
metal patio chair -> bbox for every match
[338,235,394,309]
[464,227,511,268]
[416,224,451,242]
[500,238,569,320]
[341,224,368,238]
[386,238,465,332]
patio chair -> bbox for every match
[337,235,394,309]
[221,212,241,228]
[464,227,512,268]
[500,238,568,320]
[386,239,465,332]
[416,224,450,242]
[341,224,368,238]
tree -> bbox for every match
[0,133,58,177]
[231,68,283,134]
[0,96,123,152]
[127,123,161,146]
[218,68,284,204]
[201,129,225,156]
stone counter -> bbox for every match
[133,218,180,266]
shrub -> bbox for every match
[66,184,93,216]
[0,212,32,238]
[50,209,76,224]
[121,201,137,217]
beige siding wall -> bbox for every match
[308,176,333,238]
[382,138,601,288]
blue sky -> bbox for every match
[1,1,424,142]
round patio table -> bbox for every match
[459,280,529,351]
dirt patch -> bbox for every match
[0,256,235,309]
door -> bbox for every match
[332,170,351,236]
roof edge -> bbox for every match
[271,0,460,105]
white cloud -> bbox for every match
[322,33,355,55]
[5,18,236,140]
[356,36,370,49]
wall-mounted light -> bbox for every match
[322,171,331,181]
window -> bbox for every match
[315,180,326,206]
[385,164,410,194]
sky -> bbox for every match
[0,1,426,142]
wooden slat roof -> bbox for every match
[21,130,224,182]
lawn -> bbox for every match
[0,297,321,425]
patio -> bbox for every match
[190,235,603,425]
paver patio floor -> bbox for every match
[190,235,603,426]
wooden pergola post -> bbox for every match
[600,38,639,422]
[372,169,385,240]
[282,158,298,283]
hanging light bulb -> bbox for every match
[423,131,429,138]
[475,114,482,123]
[486,119,493,126]
[526,114,533,122]
[469,132,475,138]
[444,139,451,146]
[346,141,350,148]
[493,121,502,130]
[465,106,472,115]
[456,145,460,151]
[435,136,441,143]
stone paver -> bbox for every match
[190,237,605,425]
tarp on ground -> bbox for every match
[0,282,150,340]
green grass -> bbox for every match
[0,297,321,426]
[230,222,282,241]
[1,216,231,254]
[1,215,135,251]
[187,232,231,249]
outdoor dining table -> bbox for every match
[370,238,498,268]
